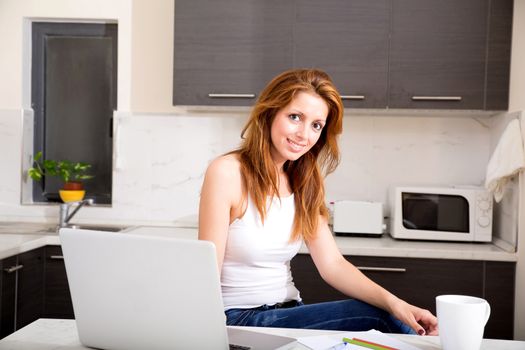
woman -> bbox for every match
[199,69,438,335]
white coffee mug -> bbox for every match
[436,295,491,350]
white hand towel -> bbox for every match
[485,118,525,202]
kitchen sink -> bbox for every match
[0,222,131,235]
[36,224,131,233]
[61,224,130,232]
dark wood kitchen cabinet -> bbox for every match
[173,0,293,106]
[15,248,45,330]
[388,0,513,110]
[174,0,391,108]
[484,0,514,110]
[0,246,75,339]
[0,255,17,338]
[291,254,515,339]
[43,246,74,319]
[294,0,390,108]
[0,248,44,338]
[173,0,513,111]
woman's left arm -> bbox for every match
[305,215,439,336]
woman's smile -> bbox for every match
[287,137,307,152]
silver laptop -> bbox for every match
[59,228,296,350]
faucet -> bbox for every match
[58,198,94,228]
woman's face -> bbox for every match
[270,91,329,167]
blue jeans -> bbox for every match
[225,299,415,334]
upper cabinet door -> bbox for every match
[388,0,488,109]
[485,0,513,110]
[173,0,293,106]
[294,0,390,108]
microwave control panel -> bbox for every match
[475,191,493,241]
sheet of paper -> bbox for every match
[297,329,423,350]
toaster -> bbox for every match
[333,200,385,236]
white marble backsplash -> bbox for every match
[0,108,492,226]
[110,111,246,222]
[326,115,490,210]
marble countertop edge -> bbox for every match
[0,225,518,262]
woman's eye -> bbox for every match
[312,122,324,131]
[289,114,301,122]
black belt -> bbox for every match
[272,300,300,309]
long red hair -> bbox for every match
[235,69,343,242]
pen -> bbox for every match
[328,341,348,350]
[342,337,398,350]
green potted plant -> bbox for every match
[28,151,94,202]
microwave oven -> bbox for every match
[389,186,492,242]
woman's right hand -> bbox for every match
[387,295,439,336]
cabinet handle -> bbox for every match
[411,96,462,101]
[49,255,64,260]
[341,95,365,100]
[208,93,256,99]
[4,264,24,273]
[357,266,406,273]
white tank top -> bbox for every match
[221,194,302,310]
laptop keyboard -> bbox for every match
[229,344,251,350]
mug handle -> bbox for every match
[484,301,491,325]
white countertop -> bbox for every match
[0,223,518,262]
[328,234,517,262]
[1,319,524,350]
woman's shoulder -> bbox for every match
[205,153,242,182]
[203,153,243,205]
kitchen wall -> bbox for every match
[508,0,525,340]
[0,0,523,338]
[0,0,132,111]
[0,0,493,225]
[0,108,493,225]
[488,112,521,250]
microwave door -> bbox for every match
[401,192,472,240]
